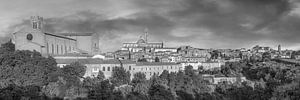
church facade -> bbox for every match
[12,16,100,56]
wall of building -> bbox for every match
[45,35,76,55]
[132,63,181,79]
[14,27,49,55]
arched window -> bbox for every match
[103,67,105,71]
[56,45,59,54]
[52,44,54,54]
[46,43,49,53]
[107,67,110,71]
[65,45,67,53]
[61,45,63,54]
[33,22,37,29]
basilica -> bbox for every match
[12,16,100,56]
[121,31,164,53]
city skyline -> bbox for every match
[1,0,300,52]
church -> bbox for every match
[12,16,100,56]
[121,31,164,53]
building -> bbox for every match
[212,76,246,84]
[56,58,135,78]
[12,16,100,56]
[178,46,211,58]
[132,62,182,79]
[121,31,163,53]
[154,48,177,52]
[60,33,100,55]
[56,58,182,79]
[252,45,272,53]
[202,74,247,84]
[200,62,224,70]
[181,61,224,70]
[183,57,207,62]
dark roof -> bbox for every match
[58,33,95,36]
[44,33,76,41]
[53,53,93,57]
[137,39,146,44]
[123,42,163,44]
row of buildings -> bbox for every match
[56,58,244,84]
[12,16,249,85]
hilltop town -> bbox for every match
[1,16,300,99]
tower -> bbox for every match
[30,16,43,30]
[278,45,281,53]
[92,33,100,54]
[144,28,148,43]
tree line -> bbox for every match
[0,41,300,100]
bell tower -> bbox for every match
[144,28,148,43]
[30,16,43,30]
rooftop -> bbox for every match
[58,33,95,36]
[44,33,76,41]
[56,58,135,65]
[136,62,180,66]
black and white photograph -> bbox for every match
[0,0,300,100]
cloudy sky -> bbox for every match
[1,0,300,52]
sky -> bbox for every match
[1,0,300,52]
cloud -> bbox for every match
[2,0,300,51]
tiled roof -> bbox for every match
[58,33,95,36]
[44,33,76,41]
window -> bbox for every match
[107,67,110,71]
[103,67,105,71]
[52,44,54,54]
[57,45,59,54]
[46,43,49,53]
[92,68,99,72]
[61,45,63,54]
[129,66,131,70]
[65,45,67,53]
[33,22,37,29]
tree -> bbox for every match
[132,72,146,86]
[96,70,105,81]
[176,90,195,100]
[159,70,169,80]
[88,80,113,100]
[155,57,160,62]
[0,50,58,87]
[0,40,15,53]
[138,58,148,62]
[148,84,175,100]
[184,65,194,77]
[126,92,149,100]
[262,52,271,62]
[110,67,131,86]
[62,62,86,78]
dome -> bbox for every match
[137,39,146,44]
[92,55,105,59]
